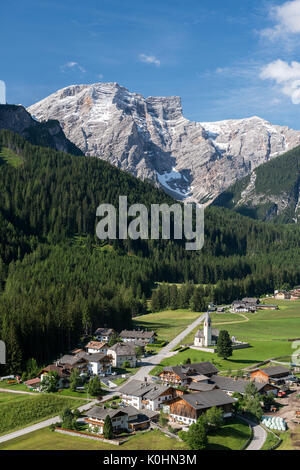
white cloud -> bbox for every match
[60,61,86,73]
[139,54,160,67]
[261,0,300,39]
[260,59,300,104]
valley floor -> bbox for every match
[0,419,250,451]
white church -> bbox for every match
[193,311,250,352]
[0,80,6,104]
[194,312,220,348]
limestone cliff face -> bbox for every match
[28,83,300,203]
[0,104,83,156]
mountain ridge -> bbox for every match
[213,144,300,223]
[0,104,83,156]
[28,82,300,203]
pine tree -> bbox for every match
[103,415,114,439]
[216,330,232,359]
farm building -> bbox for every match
[209,375,278,396]
[250,366,291,384]
[158,362,219,386]
[166,390,236,426]
[119,329,156,344]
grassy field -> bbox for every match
[0,392,84,436]
[148,299,300,373]
[0,392,32,404]
[0,147,23,167]
[0,428,189,450]
[182,299,300,344]
[133,310,202,343]
[0,420,251,450]
[0,381,36,392]
[151,340,293,375]
[261,430,282,450]
[207,418,251,450]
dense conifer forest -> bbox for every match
[1,129,300,372]
[213,144,300,223]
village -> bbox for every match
[1,287,300,451]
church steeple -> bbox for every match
[203,312,212,347]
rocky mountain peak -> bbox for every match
[28,83,300,203]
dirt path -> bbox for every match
[213,313,250,326]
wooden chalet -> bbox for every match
[250,366,291,384]
[166,390,236,426]
[158,362,218,386]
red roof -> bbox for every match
[25,377,41,386]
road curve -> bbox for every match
[238,416,267,451]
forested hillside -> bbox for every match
[213,145,300,223]
[1,129,300,372]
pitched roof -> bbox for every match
[161,362,218,379]
[85,406,126,420]
[81,352,110,363]
[258,366,290,377]
[180,389,236,410]
[189,374,210,382]
[94,328,115,336]
[58,355,86,366]
[40,364,71,378]
[195,328,219,338]
[119,379,172,399]
[85,341,107,350]
[161,366,188,379]
[188,382,217,392]
[242,298,260,304]
[108,342,136,356]
[24,378,41,386]
[119,330,156,340]
[189,362,219,376]
[210,375,266,394]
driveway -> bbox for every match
[238,416,267,450]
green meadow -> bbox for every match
[150,299,300,372]
[0,392,84,436]
[133,309,202,343]
[0,147,23,167]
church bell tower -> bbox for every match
[203,312,212,347]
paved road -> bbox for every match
[125,314,204,382]
[0,399,97,444]
[238,416,267,450]
[0,314,203,444]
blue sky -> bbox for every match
[2,0,300,127]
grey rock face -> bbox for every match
[0,104,83,156]
[28,83,300,203]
